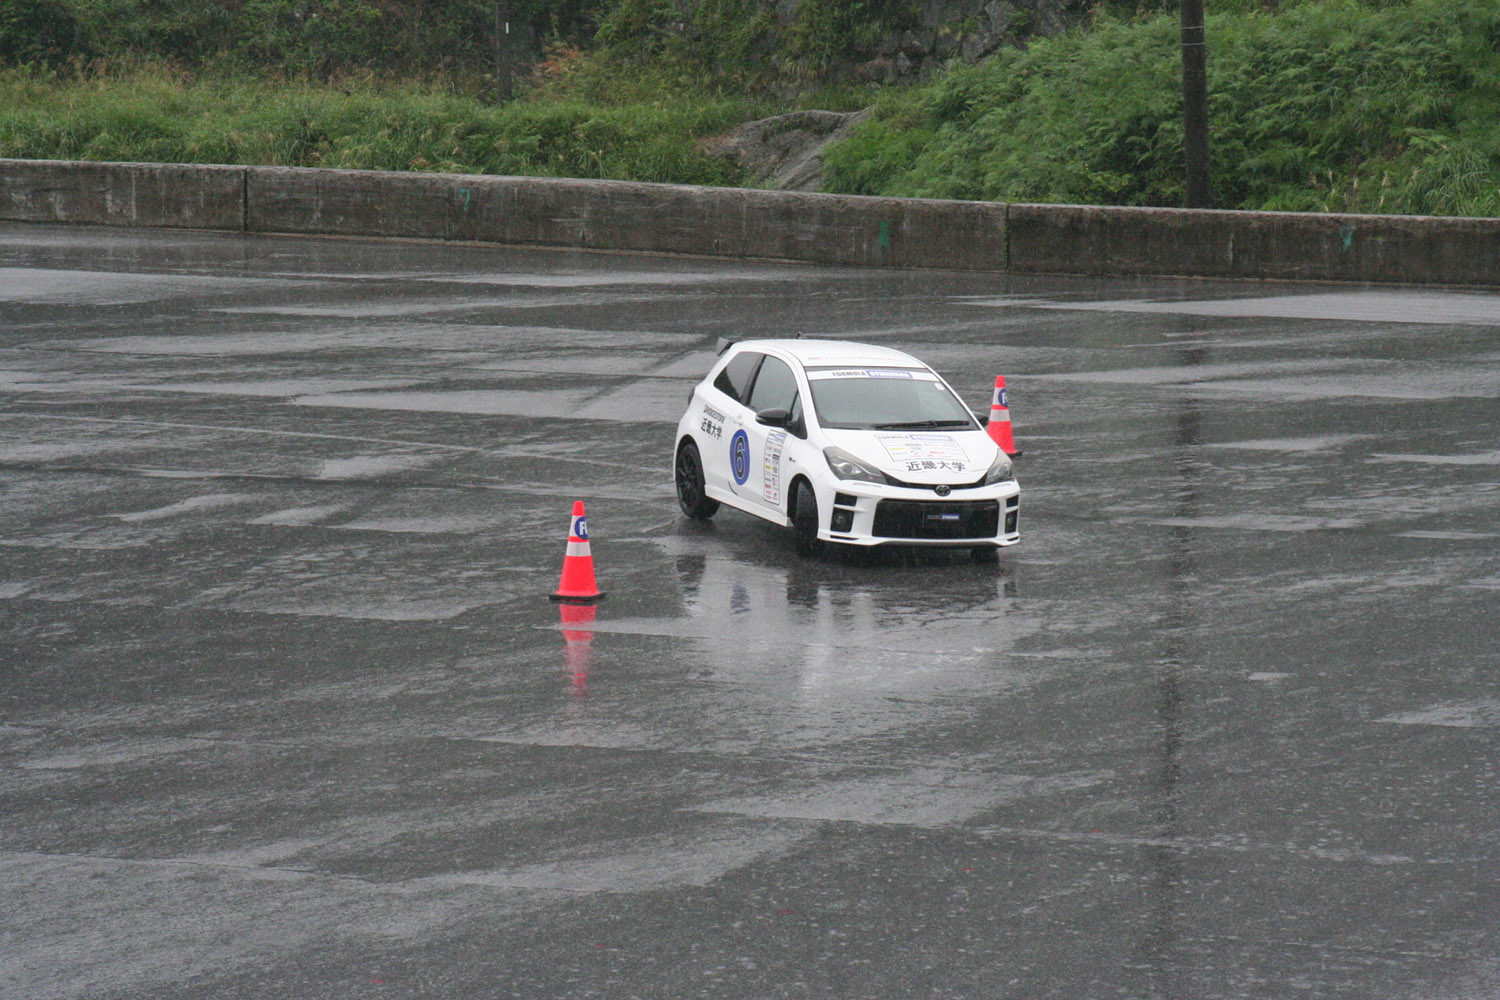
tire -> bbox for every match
[791,480,823,558]
[675,440,719,519]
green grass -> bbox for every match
[0,64,765,185]
[824,0,1500,216]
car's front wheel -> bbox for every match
[675,440,719,520]
[791,480,822,558]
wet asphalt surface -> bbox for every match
[2,223,1499,1000]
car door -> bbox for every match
[735,354,801,515]
[704,348,764,493]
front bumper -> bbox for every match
[815,480,1021,548]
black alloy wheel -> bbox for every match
[675,440,719,519]
[791,480,823,558]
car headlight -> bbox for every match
[824,447,888,484]
[984,453,1015,484]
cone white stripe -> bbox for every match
[566,539,591,557]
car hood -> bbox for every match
[822,428,1000,483]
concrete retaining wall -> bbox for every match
[3,158,1498,285]
[244,167,1009,272]
[0,159,245,231]
[1007,203,1500,285]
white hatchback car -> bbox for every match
[673,339,1020,556]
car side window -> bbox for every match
[745,356,798,413]
[713,351,762,404]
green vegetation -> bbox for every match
[825,0,1500,216]
[3,0,1500,216]
[0,64,761,183]
[0,1,608,78]
[594,0,918,89]
[0,0,876,185]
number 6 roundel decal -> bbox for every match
[730,430,750,485]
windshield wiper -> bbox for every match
[872,420,973,430]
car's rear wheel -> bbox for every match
[675,440,719,519]
[791,480,822,558]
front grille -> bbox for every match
[873,499,1000,540]
[882,472,988,491]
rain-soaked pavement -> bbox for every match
[2,222,1499,1000]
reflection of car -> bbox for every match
[673,339,1020,556]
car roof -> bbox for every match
[730,339,928,370]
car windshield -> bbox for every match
[808,373,978,431]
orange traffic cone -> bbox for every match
[986,375,1022,458]
[549,500,605,603]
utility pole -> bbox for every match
[494,1,512,102]
[1180,0,1212,208]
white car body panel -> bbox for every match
[675,339,1020,549]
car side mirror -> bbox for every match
[755,407,790,428]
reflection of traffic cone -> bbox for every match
[559,601,596,694]
[549,500,605,602]
[986,375,1022,458]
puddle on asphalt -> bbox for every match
[1022,290,1500,325]
[1376,700,1500,728]
[315,454,441,479]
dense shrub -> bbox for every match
[824,0,1500,216]
[0,0,85,64]
[595,0,918,89]
[4,0,906,85]
[1,1,614,78]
